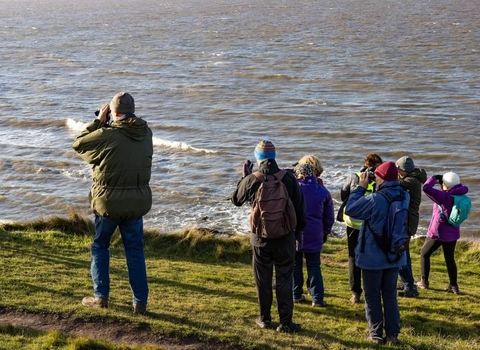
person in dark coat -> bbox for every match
[395,156,427,298]
[231,140,306,333]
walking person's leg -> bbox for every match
[119,217,149,310]
[363,269,384,343]
[83,214,118,308]
[253,245,274,327]
[382,267,401,345]
[274,234,298,332]
[418,237,441,288]
[305,251,326,306]
[398,246,419,297]
[347,227,362,302]
[441,240,459,293]
[292,251,305,302]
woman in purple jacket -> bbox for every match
[292,163,335,307]
[417,172,469,294]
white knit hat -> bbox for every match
[442,172,460,188]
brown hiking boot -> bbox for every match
[82,296,108,308]
[133,303,147,315]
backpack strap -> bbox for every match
[253,170,287,182]
[361,190,392,254]
[437,204,449,222]
[252,171,265,182]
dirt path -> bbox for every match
[0,307,243,350]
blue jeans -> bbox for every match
[293,251,325,304]
[399,246,415,289]
[363,268,400,338]
[91,214,148,305]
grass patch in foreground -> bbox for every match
[1,218,480,349]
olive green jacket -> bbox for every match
[72,116,153,220]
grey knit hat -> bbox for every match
[396,156,415,173]
[110,92,135,114]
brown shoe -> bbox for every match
[133,303,147,315]
[444,285,460,295]
[82,296,108,308]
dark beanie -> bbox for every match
[110,92,135,114]
[254,140,276,161]
[396,156,415,173]
[374,161,398,181]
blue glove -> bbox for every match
[242,160,253,178]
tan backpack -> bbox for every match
[250,170,297,239]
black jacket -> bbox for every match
[231,159,306,246]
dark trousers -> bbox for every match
[252,237,295,325]
[293,251,325,304]
[420,237,458,285]
[398,244,415,289]
[363,268,401,338]
[347,226,362,295]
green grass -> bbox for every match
[1,216,480,349]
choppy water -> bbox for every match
[1,0,479,239]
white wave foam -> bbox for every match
[152,137,217,154]
[66,119,217,154]
[66,118,88,132]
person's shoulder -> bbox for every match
[282,169,297,181]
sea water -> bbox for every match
[0,0,479,239]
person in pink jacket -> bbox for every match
[416,172,469,294]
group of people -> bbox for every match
[231,143,469,345]
[72,92,470,346]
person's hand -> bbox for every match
[97,104,110,122]
[242,160,253,178]
[433,175,443,185]
[295,230,303,251]
[323,233,328,244]
[358,171,370,189]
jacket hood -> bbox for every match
[408,168,428,184]
[258,158,280,175]
[446,183,469,196]
[110,116,149,141]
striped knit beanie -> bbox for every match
[254,140,276,161]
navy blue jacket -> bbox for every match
[345,181,407,270]
[297,176,334,252]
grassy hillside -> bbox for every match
[1,215,479,349]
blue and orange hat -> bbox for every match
[254,140,276,161]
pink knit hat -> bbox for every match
[374,161,398,181]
